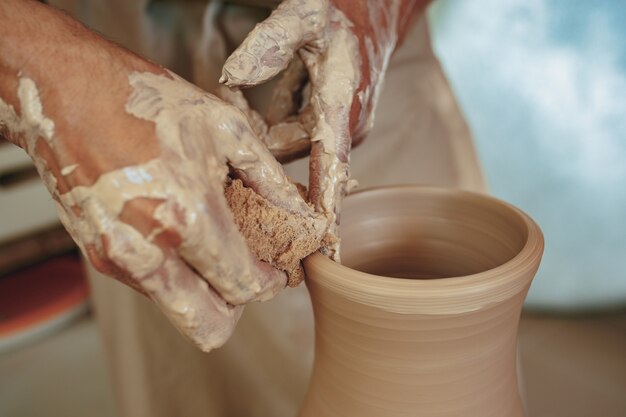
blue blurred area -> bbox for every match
[429,0,626,310]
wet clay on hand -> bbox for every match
[225,179,330,287]
[219,0,425,260]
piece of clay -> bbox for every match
[225,179,329,287]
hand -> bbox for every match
[219,0,426,258]
[0,0,319,351]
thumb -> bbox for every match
[220,0,328,88]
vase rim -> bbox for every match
[303,185,544,315]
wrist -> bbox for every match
[332,0,428,49]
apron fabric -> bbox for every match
[49,1,485,416]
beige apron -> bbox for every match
[49,1,485,415]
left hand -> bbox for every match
[0,0,323,351]
[219,0,426,258]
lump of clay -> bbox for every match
[224,179,328,287]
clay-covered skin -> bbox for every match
[0,0,428,351]
[301,186,544,417]
[219,0,428,259]
[0,0,323,351]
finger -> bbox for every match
[89,210,246,351]
[217,86,311,163]
[139,113,289,305]
[216,85,270,139]
[140,254,244,352]
[163,189,289,306]
[265,56,308,125]
[95,183,285,312]
[302,23,361,259]
[218,108,318,219]
[93,218,244,351]
[266,121,310,163]
[220,0,328,88]
[308,124,349,260]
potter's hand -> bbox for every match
[220,0,426,258]
[0,0,317,351]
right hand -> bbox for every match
[217,0,427,259]
[0,0,321,351]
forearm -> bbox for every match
[1,0,106,144]
[319,0,428,141]
[0,0,162,188]
[332,0,429,44]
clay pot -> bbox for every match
[300,186,544,417]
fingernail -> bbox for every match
[219,73,228,84]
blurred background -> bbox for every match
[1,0,624,416]
[430,0,626,311]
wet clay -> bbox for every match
[300,186,544,417]
[225,178,329,287]
[220,0,362,260]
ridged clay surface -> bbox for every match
[300,186,544,417]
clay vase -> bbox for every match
[300,186,544,417]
